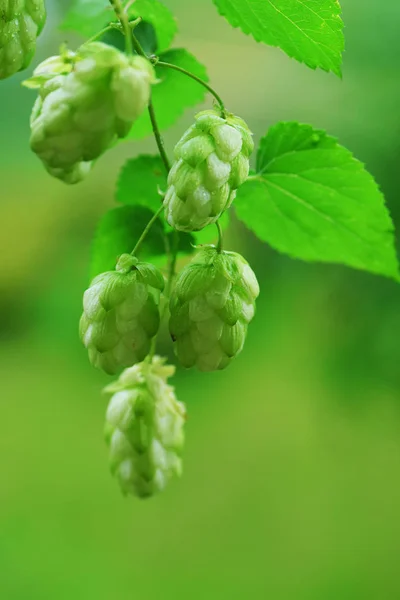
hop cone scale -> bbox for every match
[0,0,46,80]
[80,254,164,375]
[164,109,254,232]
[169,247,259,372]
[104,356,186,499]
[26,43,155,183]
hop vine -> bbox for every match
[2,0,397,499]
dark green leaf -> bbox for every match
[116,155,167,212]
[90,206,165,278]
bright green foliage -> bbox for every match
[164,109,254,232]
[104,355,186,499]
[170,247,259,372]
[128,49,209,141]
[212,0,344,76]
[26,42,155,183]
[80,254,164,375]
[235,122,399,280]
[0,0,46,80]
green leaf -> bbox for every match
[116,155,167,212]
[90,206,165,278]
[127,0,177,53]
[60,1,109,38]
[127,48,208,140]
[60,0,177,53]
[212,0,344,76]
[235,122,399,280]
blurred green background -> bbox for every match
[1,1,400,598]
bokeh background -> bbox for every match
[1,1,400,598]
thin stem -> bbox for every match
[148,99,171,172]
[156,61,226,117]
[83,23,118,45]
[216,221,224,253]
[131,205,164,256]
[165,231,179,298]
[109,0,133,54]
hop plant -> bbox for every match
[104,356,186,499]
[163,109,254,232]
[80,254,164,375]
[24,42,155,183]
[169,246,259,372]
[0,0,46,80]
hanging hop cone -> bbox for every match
[163,109,254,232]
[104,356,186,499]
[24,42,155,183]
[0,0,46,80]
[80,254,164,375]
[169,246,259,372]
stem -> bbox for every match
[83,24,118,45]
[156,61,226,117]
[148,99,171,172]
[216,221,224,253]
[131,206,164,257]
[109,0,133,54]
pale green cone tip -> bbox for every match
[104,356,186,499]
[80,256,164,375]
[164,109,254,232]
[0,0,46,80]
[169,246,259,372]
[26,43,156,184]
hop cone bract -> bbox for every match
[104,356,186,499]
[169,247,259,372]
[0,0,46,80]
[164,109,254,232]
[26,43,155,183]
[80,254,164,375]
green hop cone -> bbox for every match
[80,254,164,375]
[104,356,186,499]
[0,0,46,80]
[164,109,254,232]
[169,246,259,372]
[25,42,155,183]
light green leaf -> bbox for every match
[90,206,165,278]
[60,0,177,52]
[116,155,167,212]
[212,0,344,76]
[127,48,208,140]
[235,122,399,280]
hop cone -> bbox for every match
[80,254,164,375]
[104,356,186,499]
[164,109,254,232]
[169,246,259,372]
[25,43,155,183]
[0,0,46,80]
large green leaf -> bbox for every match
[127,48,208,140]
[60,0,177,52]
[212,0,344,76]
[235,122,399,280]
